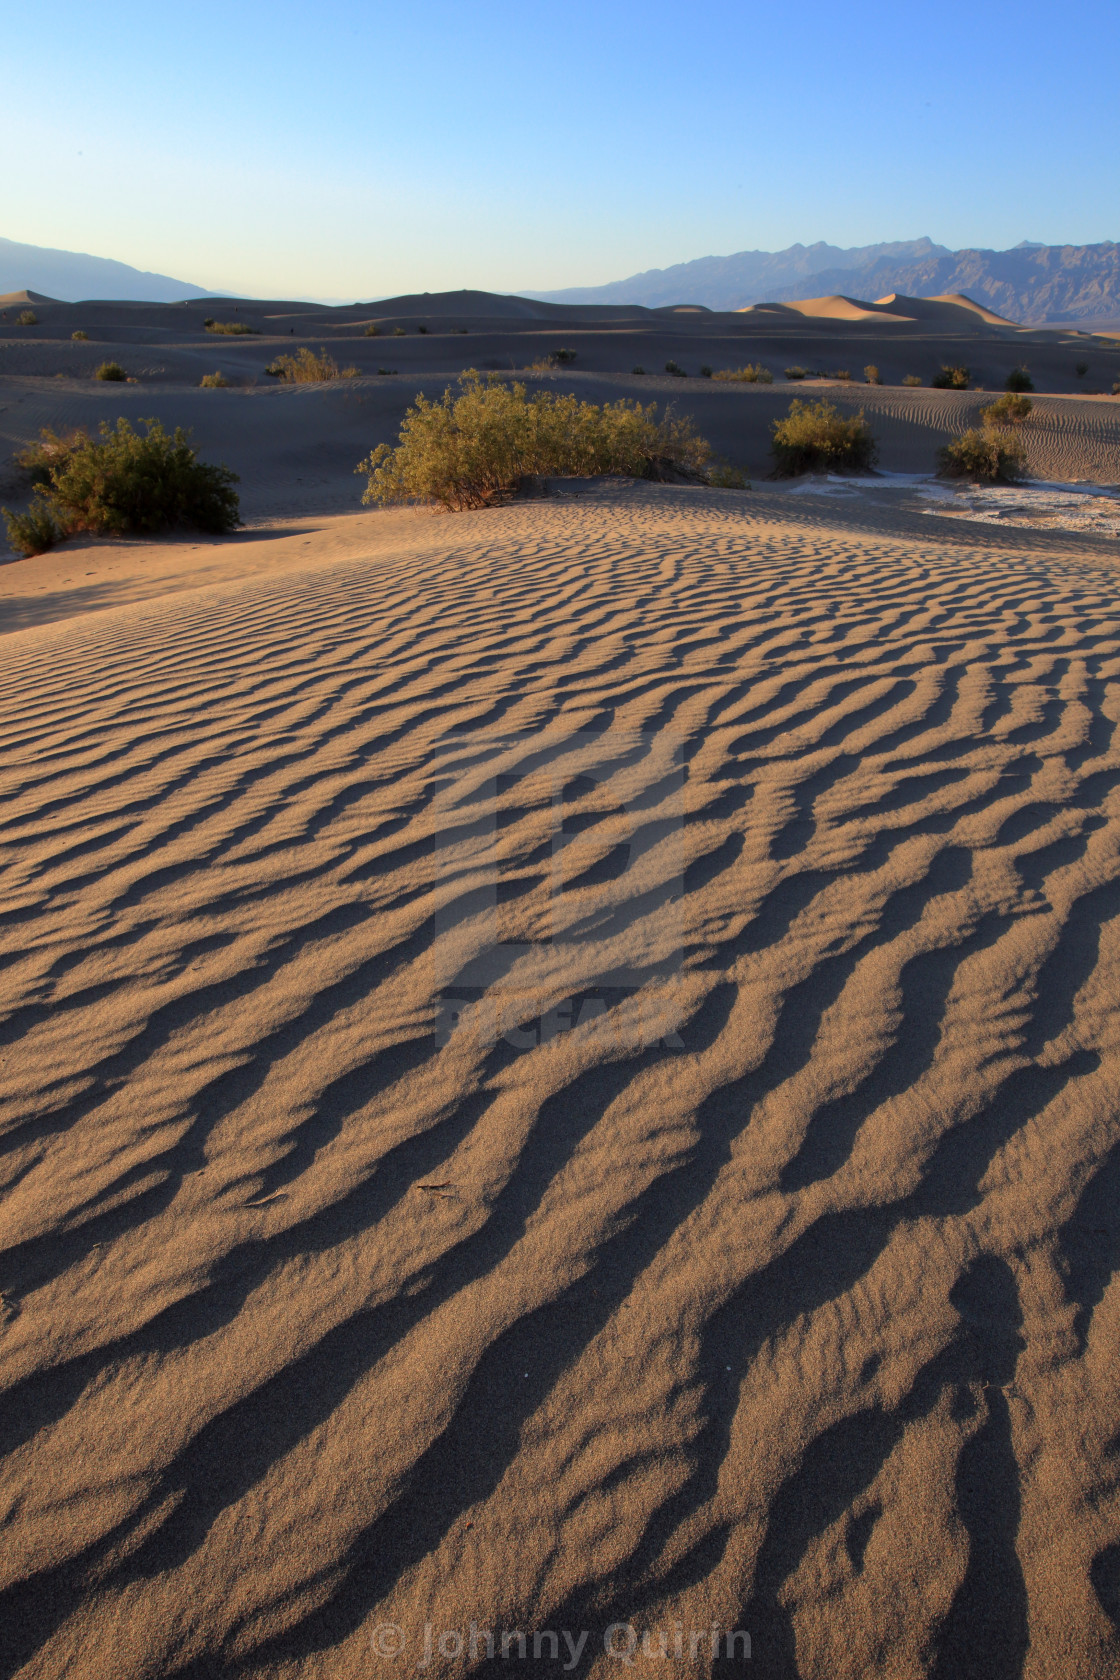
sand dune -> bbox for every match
[3,482,1120,1678]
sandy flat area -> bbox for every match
[2,481,1120,1679]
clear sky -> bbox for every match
[5,0,1118,300]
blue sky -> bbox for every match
[5,0,1118,299]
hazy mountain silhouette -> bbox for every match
[0,237,216,302]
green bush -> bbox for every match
[1005,366,1034,392]
[3,502,63,556]
[932,365,970,389]
[832,369,852,381]
[902,374,922,387]
[417,324,428,334]
[16,309,38,327]
[700,365,713,378]
[392,326,406,337]
[200,371,229,388]
[981,393,1032,427]
[356,370,715,511]
[938,428,1027,482]
[377,367,397,376]
[550,347,577,364]
[664,360,686,377]
[1113,381,1120,397]
[15,429,86,486]
[1076,361,1088,377]
[265,347,357,382]
[864,365,881,384]
[364,323,381,337]
[72,329,89,341]
[631,366,646,375]
[12,418,239,537]
[784,366,808,380]
[96,361,127,381]
[205,320,258,335]
[770,398,878,476]
[713,364,773,383]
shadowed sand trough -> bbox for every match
[2,487,1120,1678]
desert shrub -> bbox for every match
[902,374,922,387]
[932,365,970,389]
[265,347,357,382]
[364,323,381,337]
[551,348,577,364]
[392,326,406,337]
[377,367,397,376]
[1076,361,1088,377]
[631,366,646,375]
[16,417,239,537]
[864,365,881,384]
[1005,366,1034,393]
[938,428,1027,482]
[96,361,127,381]
[981,393,1032,426]
[3,502,63,556]
[770,399,878,476]
[707,461,747,489]
[1113,381,1120,396]
[200,371,229,388]
[784,366,807,380]
[417,325,428,334]
[832,370,852,381]
[16,309,38,327]
[16,429,87,487]
[700,365,713,378]
[664,360,686,377]
[72,329,89,341]
[356,369,714,511]
[713,364,773,383]
[206,320,258,335]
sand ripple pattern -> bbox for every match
[2,493,1120,1678]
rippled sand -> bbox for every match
[3,487,1120,1678]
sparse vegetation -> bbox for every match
[1005,366,1034,393]
[938,428,1027,482]
[95,361,127,382]
[550,348,577,364]
[700,365,713,378]
[16,310,38,327]
[264,347,358,382]
[72,330,89,341]
[205,320,259,336]
[392,326,406,337]
[631,366,646,375]
[356,369,716,511]
[364,323,382,337]
[831,370,852,382]
[713,364,773,383]
[6,417,240,540]
[3,502,63,557]
[377,368,397,376]
[902,374,922,387]
[784,366,808,380]
[1113,381,1120,396]
[664,361,686,377]
[981,393,1032,427]
[417,325,428,334]
[770,399,878,476]
[200,371,229,388]
[932,365,970,390]
[1076,361,1089,377]
[864,365,881,384]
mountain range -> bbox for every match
[0,237,213,302]
[530,239,1120,325]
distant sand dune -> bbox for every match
[2,487,1120,1676]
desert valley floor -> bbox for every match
[3,290,1120,1679]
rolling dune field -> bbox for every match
[3,485,1120,1678]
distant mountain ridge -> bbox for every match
[0,237,215,302]
[531,239,1120,324]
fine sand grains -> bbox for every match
[1,489,1120,1678]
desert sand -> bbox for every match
[2,293,1120,1680]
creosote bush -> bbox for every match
[356,369,718,511]
[932,365,970,390]
[700,365,713,378]
[364,323,382,337]
[664,361,686,377]
[417,325,428,334]
[1005,366,1034,393]
[1076,361,1088,377]
[205,320,259,335]
[392,326,406,337]
[550,348,577,364]
[264,347,357,382]
[770,399,878,476]
[631,366,646,376]
[784,366,808,380]
[938,428,1026,482]
[200,371,229,388]
[902,374,922,387]
[3,418,239,546]
[981,393,1032,427]
[72,329,89,341]
[831,370,852,382]
[3,502,63,557]
[96,361,127,382]
[864,365,881,384]
[713,364,773,383]
[16,310,38,326]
